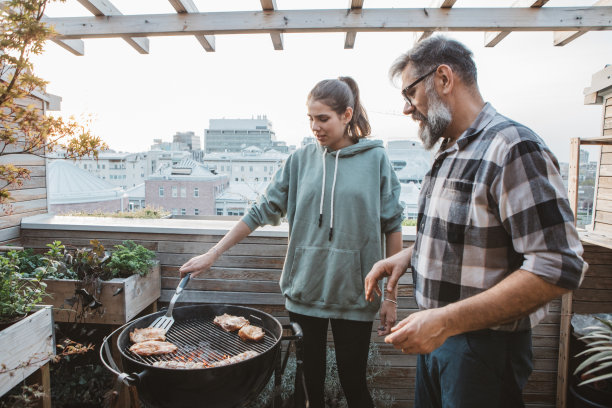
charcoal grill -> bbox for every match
[101,304,307,408]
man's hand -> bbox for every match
[385,307,454,354]
[365,246,412,302]
[377,299,397,336]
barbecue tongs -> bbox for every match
[149,273,191,331]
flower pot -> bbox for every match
[569,382,612,408]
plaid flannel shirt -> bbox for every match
[412,103,587,331]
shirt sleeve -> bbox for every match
[490,137,587,290]
[241,154,291,231]
[380,153,405,234]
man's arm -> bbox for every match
[385,269,569,354]
[365,245,413,302]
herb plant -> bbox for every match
[0,252,48,323]
[106,240,156,278]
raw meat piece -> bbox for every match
[129,340,177,356]
[238,325,265,342]
[130,327,167,343]
[211,350,258,367]
[213,313,249,332]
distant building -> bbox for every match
[202,146,288,183]
[47,160,127,213]
[301,136,316,148]
[215,181,269,216]
[173,131,201,151]
[125,183,145,211]
[204,115,288,153]
[387,140,432,184]
[145,158,229,216]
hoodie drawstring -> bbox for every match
[319,148,340,241]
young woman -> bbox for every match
[179,77,404,408]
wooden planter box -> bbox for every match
[45,261,161,325]
[0,306,55,398]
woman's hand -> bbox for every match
[179,249,219,278]
[378,297,397,336]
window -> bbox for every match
[194,188,199,197]
[264,166,267,172]
[235,178,239,181]
[180,187,186,198]
[241,166,245,171]
[264,177,268,182]
[172,208,178,215]
[181,208,186,215]
[249,166,253,172]
[216,209,224,215]
[159,187,164,197]
[102,164,105,169]
[194,209,199,215]
[172,186,178,198]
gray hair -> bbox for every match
[389,36,477,86]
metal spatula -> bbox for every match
[149,273,191,331]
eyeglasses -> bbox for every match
[401,66,439,106]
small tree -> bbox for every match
[0,0,107,208]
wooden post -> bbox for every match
[556,137,580,408]
[27,363,51,408]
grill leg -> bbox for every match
[273,349,282,408]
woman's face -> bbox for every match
[307,100,353,151]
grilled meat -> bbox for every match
[130,327,167,343]
[213,313,249,332]
[211,350,258,367]
[238,325,265,342]
[153,360,207,369]
[129,340,178,356]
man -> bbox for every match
[364,36,587,407]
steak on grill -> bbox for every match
[210,350,259,367]
[152,361,208,369]
[213,313,249,332]
[238,325,265,342]
[130,327,167,343]
[129,340,178,356]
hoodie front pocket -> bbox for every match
[287,246,362,307]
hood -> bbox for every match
[318,138,384,157]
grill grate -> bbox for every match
[125,313,277,367]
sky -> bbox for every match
[31,0,612,163]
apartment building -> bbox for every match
[202,146,288,183]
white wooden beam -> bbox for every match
[485,1,549,47]
[415,0,457,43]
[76,0,149,54]
[168,0,215,52]
[44,7,612,39]
[344,0,364,49]
[260,0,283,50]
[554,0,612,46]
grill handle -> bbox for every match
[99,323,149,386]
[281,322,303,341]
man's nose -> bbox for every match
[403,102,415,116]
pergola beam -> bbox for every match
[76,0,149,54]
[553,0,612,46]
[484,1,549,48]
[260,0,283,50]
[416,0,457,43]
[43,8,612,40]
[168,0,215,52]
[344,0,364,49]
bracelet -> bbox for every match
[384,298,397,305]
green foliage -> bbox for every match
[0,0,107,207]
[574,317,612,387]
[248,342,395,408]
[106,240,156,278]
[63,205,170,219]
[0,250,47,322]
[402,218,417,227]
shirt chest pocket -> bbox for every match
[428,179,474,226]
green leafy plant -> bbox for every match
[63,205,170,219]
[574,317,612,387]
[0,251,47,323]
[106,240,156,278]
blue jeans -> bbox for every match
[415,329,533,408]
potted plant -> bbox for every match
[570,315,612,407]
[0,250,54,400]
[17,239,161,325]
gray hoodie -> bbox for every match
[242,139,403,321]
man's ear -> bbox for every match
[436,64,454,96]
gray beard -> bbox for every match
[414,90,452,150]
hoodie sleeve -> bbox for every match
[241,154,292,231]
[380,153,404,234]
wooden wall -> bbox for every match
[593,95,612,236]
[0,96,48,245]
[20,225,570,407]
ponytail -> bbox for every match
[307,76,371,142]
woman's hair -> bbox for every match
[307,76,371,141]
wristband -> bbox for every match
[384,298,397,305]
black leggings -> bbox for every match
[289,312,374,408]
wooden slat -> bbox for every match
[45,8,612,40]
[75,0,150,54]
[553,0,612,46]
[344,0,364,49]
[484,1,549,47]
[415,0,457,42]
[167,0,215,52]
[0,226,20,245]
[0,154,45,166]
[260,0,283,50]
